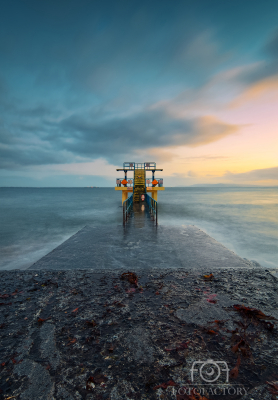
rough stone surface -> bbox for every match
[0,267,278,400]
[125,327,155,364]
[40,323,60,370]
[13,359,54,400]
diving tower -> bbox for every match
[115,162,165,204]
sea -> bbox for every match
[0,187,277,271]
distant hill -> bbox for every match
[170,184,277,188]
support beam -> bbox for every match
[151,190,158,201]
[122,190,129,205]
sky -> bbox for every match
[0,0,277,187]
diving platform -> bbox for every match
[115,161,165,204]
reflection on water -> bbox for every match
[132,203,146,229]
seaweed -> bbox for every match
[120,272,138,287]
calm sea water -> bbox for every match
[0,187,277,270]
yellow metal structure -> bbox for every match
[115,187,132,204]
[133,169,146,203]
[115,162,165,204]
[146,186,164,201]
[115,186,164,203]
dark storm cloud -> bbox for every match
[0,97,238,168]
[58,108,238,163]
[0,99,71,168]
[0,145,66,169]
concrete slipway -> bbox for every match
[0,209,278,400]
[29,209,254,272]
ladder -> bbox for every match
[133,169,146,202]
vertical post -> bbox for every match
[156,202,158,225]
[152,190,158,201]
[152,170,155,186]
[123,203,125,226]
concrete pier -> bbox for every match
[30,207,253,271]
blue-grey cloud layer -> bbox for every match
[1,0,278,170]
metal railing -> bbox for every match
[134,162,145,169]
[145,194,158,225]
[123,162,135,170]
[122,162,157,170]
[123,194,133,225]
[116,178,133,187]
[145,178,163,187]
[144,162,156,169]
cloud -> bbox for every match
[180,155,231,161]
[265,28,278,59]
[228,75,278,109]
[234,29,278,87]
[1,3,277,175]
[45,158,116,176]
[187,170,198,177]
[58,109,239,163]
[0,89,240,169]
[0,0,234,171]
[133,148,176,163]
[185,28,278,112]
[223,166,278,182]
[0,136,71,169]
[185,116,238,147]
[164,171,199,186]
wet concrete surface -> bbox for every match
[29,205,254,271]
